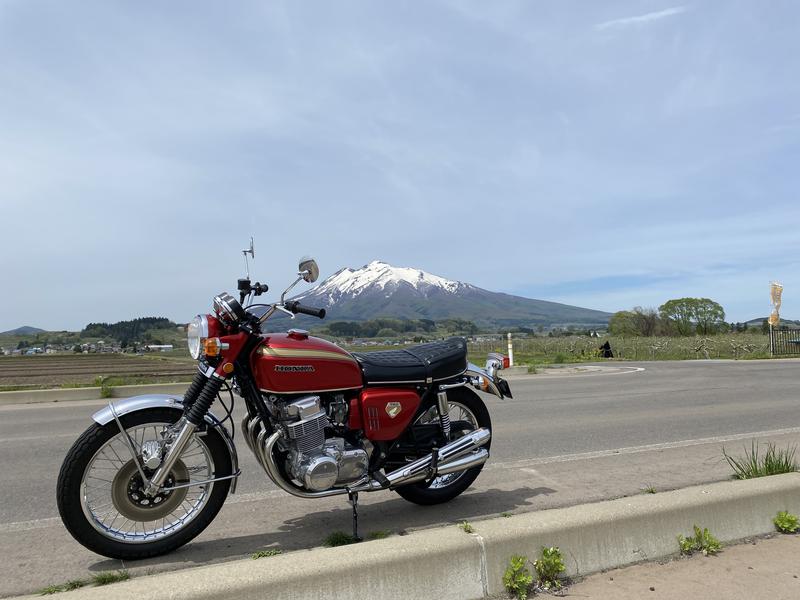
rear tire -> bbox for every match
[56,408,232,560]
[394,387,491,506]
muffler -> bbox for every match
[353,427,492,491]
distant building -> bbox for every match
[145,344,174,352]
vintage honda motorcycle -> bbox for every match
[56,243,512,559]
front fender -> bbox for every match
[92,394,239,494]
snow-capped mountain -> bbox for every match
[289,261,610,328]
[302,261,473,303]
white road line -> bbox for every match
[487,426,800,470]
[0,433,76,443]
[0,517,61,533]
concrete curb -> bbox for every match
[24,473,800,600]
[0,382,189,405]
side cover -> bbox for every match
[355,387,421,441]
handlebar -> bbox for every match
[284,300,326,319]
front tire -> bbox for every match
[56,408,232,560]
[394,387,492,506]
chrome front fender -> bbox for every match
[92,394,239,494]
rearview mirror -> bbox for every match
[298,257,319,283]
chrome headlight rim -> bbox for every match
[187,314,209,360]
[213,292,245,325]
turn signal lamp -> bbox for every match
[203,337,230,357]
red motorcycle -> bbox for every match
[57,245,512,559]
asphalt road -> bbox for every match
[1,359,799,596]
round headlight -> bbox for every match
[187,315,209,359]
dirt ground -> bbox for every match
[564,534,800,599]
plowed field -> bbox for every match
[0,354,195,388]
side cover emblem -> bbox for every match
[385,401,402,419]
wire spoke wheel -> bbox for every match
[80,422,215,544]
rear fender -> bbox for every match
[92,394,239,494]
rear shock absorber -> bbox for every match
[437,390,451,440]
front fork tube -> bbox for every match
[145,375,224,496]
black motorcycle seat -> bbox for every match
[352,337,468,385]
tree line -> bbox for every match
[82,317,178,343]
[322,317,479,339]
[609,297,736,337]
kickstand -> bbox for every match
[348,490,362,542]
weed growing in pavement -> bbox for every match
[458,520,475,533]
[723,442,797,479]
[642,485,656,494]
[534,546,566,590]
[367,530,392,540]
[251,549,282,559]
[678,525,722,556]
[527,365,537,374]
[501,511,513,518]
[774,511,799,534]
[323,531,359,547]
[39,580,87,595]
[503,555,533,600]
[91,571,130,586]
[38,572,128,596]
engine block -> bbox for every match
[280,395,368,492]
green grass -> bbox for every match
[38,572,128,595]
[642,485,657,494]
[251,549,282,559]
[323,531,359,547]
[458,520,475,533]
[723,442,798,479]
[91,571,130,586]
[367,530,392,540]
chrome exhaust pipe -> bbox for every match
[249,418,492,499]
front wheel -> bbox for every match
[394,387,492,506]
[56,408,232,559]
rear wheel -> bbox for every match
[56,408,232,559]
[394,387,491,506]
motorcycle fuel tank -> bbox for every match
[252,331,363,394]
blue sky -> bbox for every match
[2,1,799,330]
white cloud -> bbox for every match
[595,6,687,31]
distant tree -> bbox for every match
[73,344,82,353]
[16,340,29,350]
[659,298,725,336]
[630,306,660,336]
[376,328,398,338]
[762,319,770,335]
[609,311,637,336]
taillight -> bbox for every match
[502,355,510,369]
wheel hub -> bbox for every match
[111,460,189,522]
